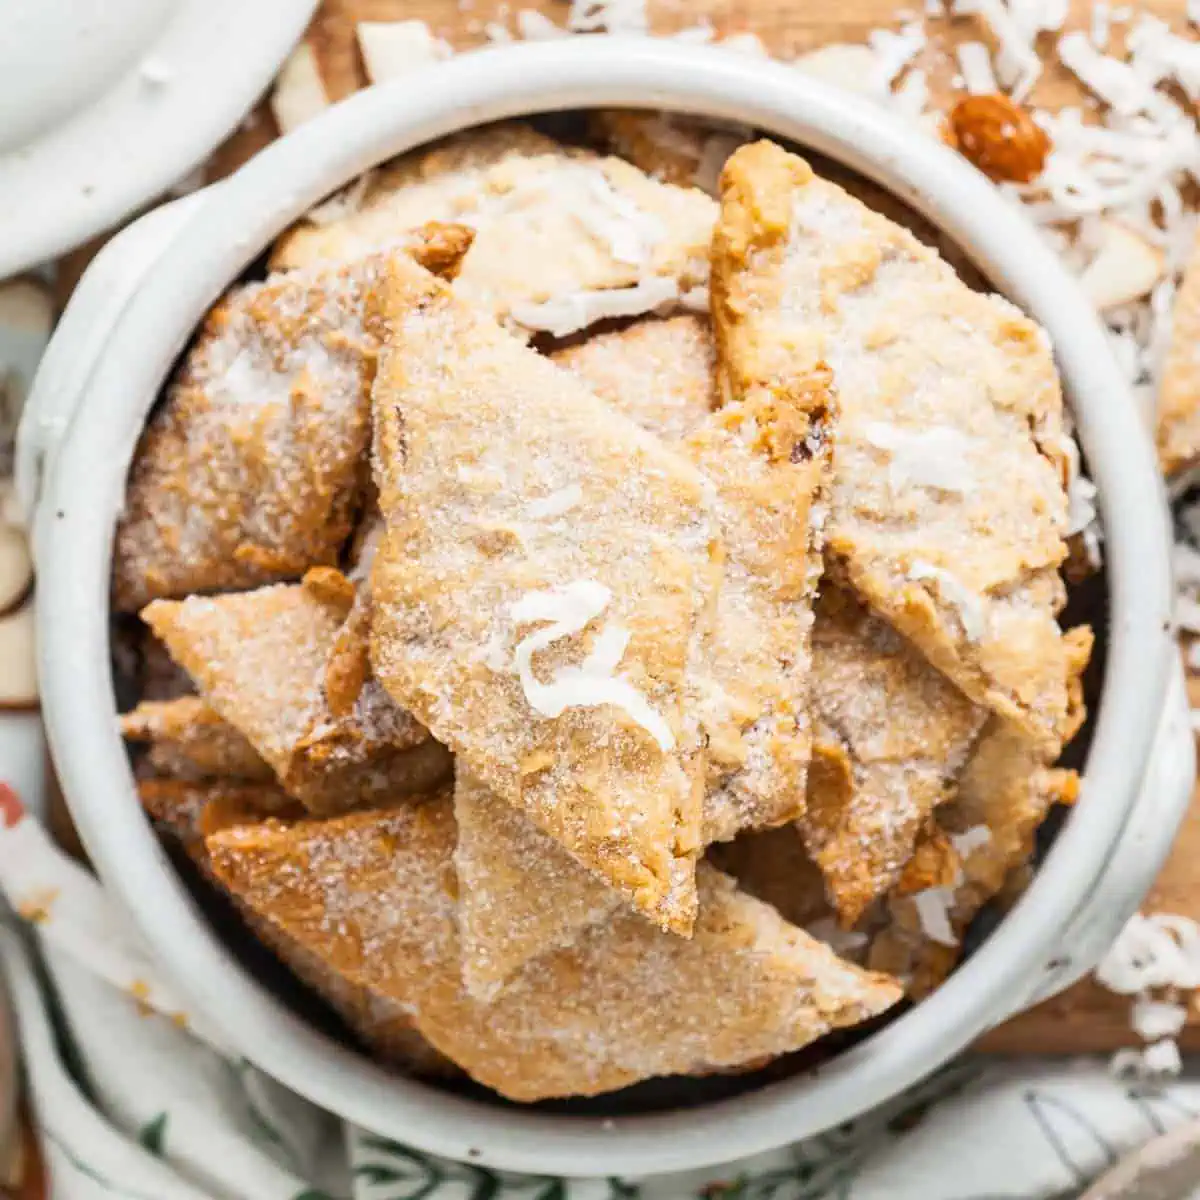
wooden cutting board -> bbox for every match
[55,0,1200,1054]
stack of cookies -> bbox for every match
[113,121,1092,1101]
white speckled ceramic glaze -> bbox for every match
[19,38,1194,1178]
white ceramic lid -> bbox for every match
[23,40,1185,1175]
[0,0,317,278]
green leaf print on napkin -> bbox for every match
[136,1111,168,1156]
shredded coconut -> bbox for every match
[515,9,569,39]
[912,886,959,947]
[509,582,675,751]
[509,278,680,338]
[862,423,975,494]
[957,41,998,94]
[956,0,1042,100]
[1058,32,1162,117]
[1095,912,1200,994]
[527,484,583,519]
[950,825,992,859]
[270,43,329,134]
[867,19,926,88]
[908,561,987,642]
[565,0,648,35]
[807,916,869,959]
[1131,996,1189,1040]
[356,20,452,84]
[1111,1039,1183,1081]
[570,171,666,266]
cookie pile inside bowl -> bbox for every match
[112,116,1094,1103]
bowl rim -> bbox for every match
[34,37,1175,1177]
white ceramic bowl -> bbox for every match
[20,38,1195,1178]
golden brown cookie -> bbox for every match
[113,225,473,612]
[453,769,619,1001]
[120,696,273,782]
[803,588,986,925]
[369,253,717,933]
[140,777,453,1076]
[142,574,450,814]
[712,140,1088,749]
[869,713,1085,997]
[205,795,903,1101]
[271,123,716,338]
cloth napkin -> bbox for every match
[1,740,1198,1200]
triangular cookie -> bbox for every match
[369,253,719,933]
[142,573,450,813]
[205,795,902,1101]
[712,140,1090,748]
[113,224,473,610]
[271,123,715,338]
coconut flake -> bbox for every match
[527,484,583,519]
[957,41,998,94]
[270,43,329,134]
[1059,32,1162,116]
[570,171,666,266]
[908,561,987,642]
[956,0,1042,99]
[671,23,716,45]
[509,582,675,751]
[566,0,648,35]
[1112,1039,1183,1081]
[1095,912,1200,994]
[1090,2,1111,50]
[913,886,958,947]
[862,422,976,494]
[356,20,452,84]
[807,916,869,958]
[867,19,926,88]
[950,825,992,859]
[1131,996,1189,1040]
[719,32,769,58]
[509,277,680,338]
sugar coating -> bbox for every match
[559,316,985,923]
[204,795,902,1101]
[557,314,830,842]
[271,122,716,335]
[368,254,719,933]
[804,587,986,925]
[142,577,449,815]
[713,141,1088,747]
[140,776,454,1076]
[453,770,620,1001]
[113,225,472,612]
[869,714,1085,996]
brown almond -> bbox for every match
[948,93,1050,184]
